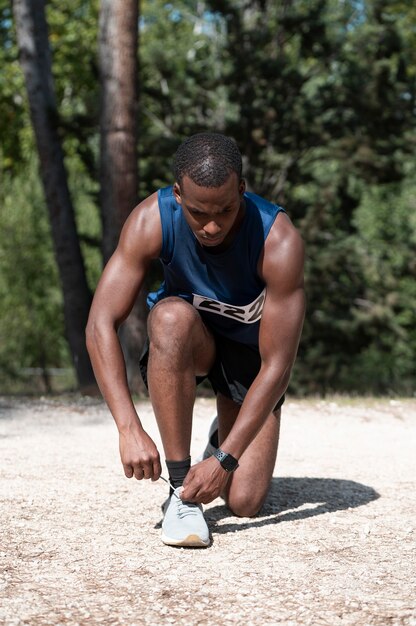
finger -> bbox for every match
[181,484,198,502]
[191,488,208,504]
[151,458,162,481]
[123,464,134,478]
[133,466,144,480]
[142,462,152,480]
[180,479,191,498]
[182,469,194,488]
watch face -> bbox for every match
[222,455,236,471]
[221,453,239,471]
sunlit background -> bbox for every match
[0,0,415,396]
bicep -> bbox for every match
[89,248,149,328]
[259,284,305,369]
[258,221,305,369]
[88,198,162,328]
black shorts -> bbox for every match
[139,332,285,410]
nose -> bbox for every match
[203,220,221,237]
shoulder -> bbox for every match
[258,212,304,291]
[117,191,162,261]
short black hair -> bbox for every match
[173,132,243,188]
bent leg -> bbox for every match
[217,393,281,517]
[147,297,216,461]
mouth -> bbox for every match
[199,235,224,246]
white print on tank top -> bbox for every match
[192,288,266,324]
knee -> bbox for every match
[148,297,198,340]
[225,490,265,518]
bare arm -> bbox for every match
[220,212,305,458]
[86,192,163,479]
[181,212,305,503]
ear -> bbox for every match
[173,182,182,204]
[239,179,246,195]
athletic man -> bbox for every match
[86,133,305,547]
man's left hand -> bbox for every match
[181,457,231,504]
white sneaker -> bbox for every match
[196,415,218,462]
[161,488,210,548]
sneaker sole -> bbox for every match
[161,532,210,548]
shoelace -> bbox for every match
[176,499,200,519]
[159,475,200,518]
[159,475,177,494]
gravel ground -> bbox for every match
[0,395,415,626]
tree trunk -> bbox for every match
[99,0,148,393]
[13,0,96,391]
[99,0,139,263]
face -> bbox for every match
[173,174,246,249]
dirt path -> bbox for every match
[0,396,415,625]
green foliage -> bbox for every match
[46,0,100,178]
[67,153,102,292]
[205,0,416,395]
[1,0,415,394]
[0,152,101,391]
[139,0,238,196]
[0,161,71,390]
[0,1,33,171]
[350,177,416,393]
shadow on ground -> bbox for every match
[205,476,380,534]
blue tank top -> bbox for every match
[147,186,285,346]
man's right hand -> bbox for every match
[119,427,161,481]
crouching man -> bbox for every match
[86,133,305,547]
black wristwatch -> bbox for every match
[214,447,239,472]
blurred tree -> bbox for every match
[0,162,71,392]
[206,0,416,394]
[12,0,95,390]
[98,0,147,392]
[138,0,234,197]
[1,0,415,395]
[350,175,416,394]
[0,3,27,172]
[99,0,139,262]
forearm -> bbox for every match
[86,323,143,434]
[220,364,290,459]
